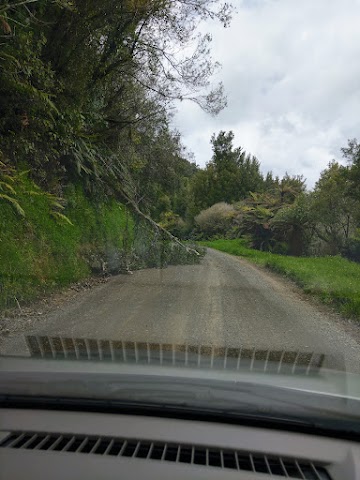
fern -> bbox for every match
[50,211,73,225]
[51,201,65,210]
[0,193,25,216]
[0,157,71,224]
[16,81,60,115]
[0,180,16,194]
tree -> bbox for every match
[208,131,241,204]
[278,173,306,204]
[226,174,307,252]
[237,153,264,196]
[188,168,213,216]
[342,138,360,203]
[263,171,280,193]
[233,193,278,251]
[39,0,231,130]
[271,194,315,256]
[0,0,231,224]
[312,162,358,254]
[189,131,265,213]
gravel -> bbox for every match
[1,248,359,372]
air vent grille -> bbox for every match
[0,431,331,479]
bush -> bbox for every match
[342,231,360,263]
[194,202,236,238]
[159,211,187,238]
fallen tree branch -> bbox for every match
[120,190,200,257]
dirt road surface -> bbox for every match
[1,249,359,371]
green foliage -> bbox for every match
[233,193,277,250]
[192,172,309,252]
[0,0,211,310]
[0,0,230,196]
[342,138,360,202]
[2,0,360,318]
[312,161,359,254]
[194,202,236,239]
[0,159,26,216]
[126,127,198,220]
[159,211,187,238]
[270,194,315,256]
[278,173,306,204]
[0,3,63,180]
[190,130,265,214]
[0,178,132,309]
[203,239,360,319]
[132,219,200,269]
[0,156,73,224]
[342,230,360,263]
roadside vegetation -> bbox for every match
[0,0,227,309]
[189,132,360,260]
[1,1,360,314]
[190,132,360,319]
[203,239,360,319]
[0,174,131,308]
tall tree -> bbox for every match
[271,194,315,256]
[0,0,232,202]
[190,130,264,213]
[342,138,360,203]
[312,161,358,254]
[208,131,241,204]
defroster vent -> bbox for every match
[0,430,332,479]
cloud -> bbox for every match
[173,0,360,188]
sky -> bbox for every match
[172,0,360,188]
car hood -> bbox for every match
[1,335,360,437]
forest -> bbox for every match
[0,0,229,216]
[0,0,230,307]
[189,132,360,261]
[1,0,360,310]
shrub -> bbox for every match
[342,231,360,263]
[194,202,236,238]
[159,211,187,238]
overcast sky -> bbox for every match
[172,0,360,188]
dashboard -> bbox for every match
[1,407,359,479]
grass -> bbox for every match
[0,175,199,311]
[0,179,133,310]
[201,239,360,319]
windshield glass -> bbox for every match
[1,0,360,431]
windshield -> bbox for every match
[1,0,360,433]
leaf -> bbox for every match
[1,174,15,183]
[28,190,44,196]
[0,181,16,194]
[51,211,73,225]
[0,193,25,216]
[51,201,65,210]
[17,81,60,115]
[0,53,21,67]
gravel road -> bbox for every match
[1,248,359,371]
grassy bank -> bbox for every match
[202,239,360,319]
[0,177,200,311]
[0,179,133,310]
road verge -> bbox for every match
[201,239,360,320]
